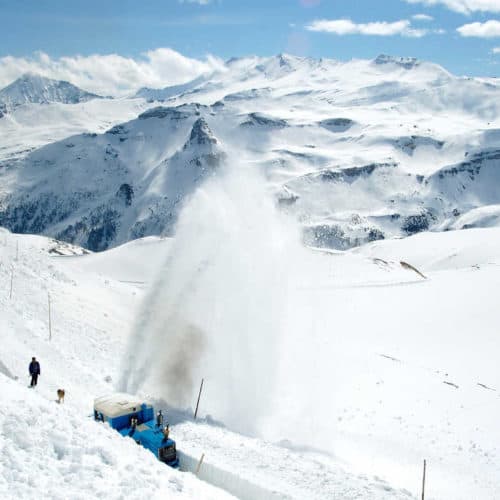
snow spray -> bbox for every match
[120,158,300,434]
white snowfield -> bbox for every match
[1,225,500,499]
[0,95,151,164]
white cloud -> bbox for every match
[492,47,500,53]
[0,48,224,97]
[405,0,500,15]
[412,13,434,21]
[457,20,500,37]
[306,19,427,37]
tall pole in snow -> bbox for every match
[194,378,204,419]
[421,459,427,500]
[15,241,18,261]
[195,453,205,475]
[48,292,52,341]
[9,267,13,300]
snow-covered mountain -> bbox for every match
[1,54,500,251]
[0,73,149,166]
[0,73,102,109]
[0,107,224,250]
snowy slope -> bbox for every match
[0,224,500,499]
[0,70,153,165]
[69,236,173,283]
[3,213,500,498]
[0,374,234,500]
[135,76,206,102]
[0,97,152,164]
[1,54,500,251]
[116,164,500,500]
[0,228,419,499]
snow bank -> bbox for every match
[0,374,234,500]
[175,420,414,500]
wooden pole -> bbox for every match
[48,292,52,341]
[421,459,427,500]
[194,378,204,419]
[9,267,13,300]
[195,453,205,475]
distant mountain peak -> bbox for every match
[0,73,102,109]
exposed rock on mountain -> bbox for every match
[319,118,355,133]
[240,112,288,129]
[373,54,421,70]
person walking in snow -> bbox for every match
[29,357,41,387]
[156,410,164,428]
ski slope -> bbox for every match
[1,223,500,499]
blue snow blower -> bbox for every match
[93,393,179,468]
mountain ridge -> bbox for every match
[0,73,103,110]
[0,54,499,251]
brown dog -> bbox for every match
[57,389,65,404]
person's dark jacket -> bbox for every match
[29,361,41,376]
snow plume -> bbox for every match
[0,49,224,97]
[120,159,300,434]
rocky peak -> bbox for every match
[277,53,291,68]
[185,118,217,148]
[373,55,420,70]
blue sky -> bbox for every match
[0,0,499,83]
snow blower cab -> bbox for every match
[93,393,179,468]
